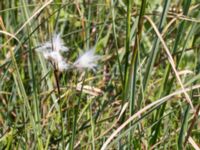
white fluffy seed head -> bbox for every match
[73,48,101,71]
[58,60,70,71]
[36,36,101,72]
[46,51,63,62]
[36,34,68,53]
[52,34,69,52]
[36,34,69,72]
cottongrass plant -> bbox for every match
[36,34,101,72]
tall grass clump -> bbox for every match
[0,0,200,149]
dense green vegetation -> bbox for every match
[0,0,200,149]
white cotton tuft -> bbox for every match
[47,51,63,62]
[52,34,69,52]
[58,60,70,71]
[73,48,101,71]
[36,33,69,72]
[36,34,68,53]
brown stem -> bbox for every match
[184,105,200,146]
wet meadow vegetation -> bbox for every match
[0,0,200,149]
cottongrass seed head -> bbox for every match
[73,48,101,71]
[36,34,69,71]
[36,34,101,72]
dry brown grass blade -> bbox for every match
[0,31,20,45]
[188,137,200,150]
[167,13,200,23]
[162,17,177,36]
[76,84,103,96]
[145,15,194,111]
[0,0,53,49]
